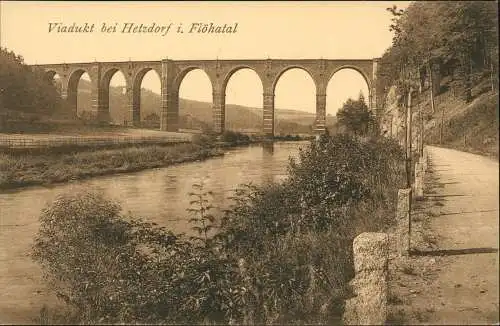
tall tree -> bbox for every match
[0,47,61,119]
[336,93,373,136]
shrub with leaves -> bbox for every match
[32,191,248,324]
[214,133,405,324]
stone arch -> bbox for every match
[67,68,91,117]
[173,66,214,93]
[272,66,317,93]
[222,66,264,94]
[44,70,59,82]
[101,67,129,89]
[101,67,129,123]
[132,67,161,124]
[272,66,317,135]
[43,70,63,93]
[328,65,372,95]
[327,65,373,117]
[222,66,264,132]
[173,67,214,131]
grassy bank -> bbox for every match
[407,72,499,159]
[0,129,312,191]
[425,89,498,159]
[0,143,223,190]
[32,134,406,324]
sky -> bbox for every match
[1,1,410,114]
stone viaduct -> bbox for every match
[33,58,380,135]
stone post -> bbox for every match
[396,188,412,256]
[343,232,389,325]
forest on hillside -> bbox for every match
[375,1,498,157]
[377,1,498,110]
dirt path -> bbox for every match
[389,146,499,324]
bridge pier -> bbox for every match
[124,85,140,127]
[160,91,179,132]
[213,90,226,133]
[160,59,180,132]
[315,93,326,134]
[263,92,275,137]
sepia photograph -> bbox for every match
[0,1,498,324]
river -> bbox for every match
[0,141,308,323]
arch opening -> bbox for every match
[45,71,62,95]
[224,68,263,133]
[100,69,127,125]
[177,68,213,132]
[326,68,370,133]
[133,68,161,129]
[66,69,92,120]
[274,68,316,135]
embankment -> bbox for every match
[424,78,498,159]
[0,143,223,190]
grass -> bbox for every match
[0,143,223,190]
[420,76,499,159]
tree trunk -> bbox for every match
[463,53,472,102]
[490,49,497,92]
[406,87,413,189]
[428,62,436,114]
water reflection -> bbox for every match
[262,142,275,184]
[0,141,308,235]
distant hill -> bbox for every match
[75,80,334,134]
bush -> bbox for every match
[32,191,249,324]
[191,133,217,148]
[221,130,250,145]
[215,133,405,323]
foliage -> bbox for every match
[336,93,374,136]
[0,47,61,119]
[220,130,250,144]
[425,92,499,158]
[191,132,218,147]
[33,134,405,324]
[216,134,405,323]
[32,191,248,324]
[187,179,217,244]
[380,1,498,105]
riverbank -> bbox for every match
[0,143,224,191]
[0,132,313,191]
